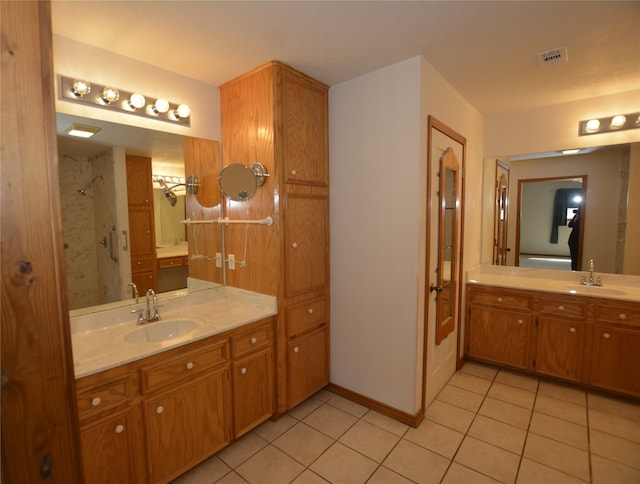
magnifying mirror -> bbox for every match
[219,163,268,201]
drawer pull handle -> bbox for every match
[558,305,565,311]
[619,313,626,320]
[308,308,314,315]
[291,242,298,249]
[569,327,576,333]
[293,346,300,353]
[186,362,194,370]
[91,397,101,407]
[497,297,503,303]
[156,406,164,414]
[603,333,611,339]
[240,368,247,375]
[115,425,124,434]
[250,337,257,345]
[290,169,297,176]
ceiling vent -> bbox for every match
[536,46,568,66]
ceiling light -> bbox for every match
[64,123,101,138]
[71,80,91,97]
[101,87,120,104]
[561,149,581,155]
[579,111,640,136]
[127,93,146,109]
[610,115,626,128]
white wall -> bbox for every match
[330,56,483,415]
[53,36,221,141]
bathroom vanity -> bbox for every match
[465,266,640,398]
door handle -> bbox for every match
[429,284,444,293]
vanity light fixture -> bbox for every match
[579,111,640,136]
[59,75,191,126]
[64,123,101,138]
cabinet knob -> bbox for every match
[240,368,247,375]
[619,313,627,320]
[290,169,297,176]
[291,242,298,249]
[186,362,194,370]
[517,319,523,324]
[603,333,611,339]
[293,346,300,353]
[307,308,314,315]
[250,337,257,345]
[569,327,576,333]
[497,297,503,303]
[156,406,164,414]
[115,425,124,434]
[558,305,565,311]
[91,397,101,407]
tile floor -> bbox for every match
[174,362,640,483]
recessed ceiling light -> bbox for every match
[561,149,581,155]
[64,123,101,138]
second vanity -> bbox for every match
[465,265,640,399]
[71,286,277,484]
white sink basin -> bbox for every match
[125,319,200,344]
[552,283,629,297]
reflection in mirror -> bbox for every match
[56,113,223,314]
[493,161,510,265]
[219,162,269,201]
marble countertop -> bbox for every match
[467,265,640,303]
[71,286,277,379]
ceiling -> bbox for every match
[51,1,640,117]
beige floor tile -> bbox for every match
[272,422,334,466]
[361,410,410,437]
[436,384,485,412]
[288,397,325,420]
[254,414,297,442]
[537,380,586,406]
[460,361,499,380]
[173,455,230,483]
[454,436,520,483]
[312,389,334,402]
[478,397,532,429]
[516,458,587,484]
[534,394,587,426]
[487,382,536,409]
[495,368,539,392]
[442,463,501,484]
[448,371,493,395]
[404,419,464,459]
[529,412,588,450]
[326,393,369,418]
[523,433,589,481]
[303,403,358,439]
[309,442,378,483]
[235,445,305,484]
[467,414,527,454]
[382,439,449,484]
[216,432,268,469]
[339,419,400,462]
[424,400,475,433]
[589,407,640,443]
[591,455,640,484]
[590,428,640,470]
[368,465,414,483]
[291,469,330,483]
[214,471,247,483]
[588,391,640,421]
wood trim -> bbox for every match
[1,1,83,481]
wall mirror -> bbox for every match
[219,163,269,201]
[482,143,634,275]
[56,113,224,315]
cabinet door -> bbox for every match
[233,348,274,438]
[535,318,584,382]
[285,196,329,297]
[129,209,156,256]
[80,407,144,484]
[467,307,531,369]
[288,326,329,408]
[590,325,640,397]
[125,155,153,206]
[144,368,231,483]
[281,69,328,186]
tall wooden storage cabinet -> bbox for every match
[220,61,329,413]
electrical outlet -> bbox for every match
[215,252,222,268]
[228,254,235,270]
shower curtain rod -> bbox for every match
[180,216,273,226]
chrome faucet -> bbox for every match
[128,282,139,303]
[138,288,161,324]
[581,258,602,286]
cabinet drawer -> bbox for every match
[595,304,640,327]
[231,323,273,358]
[140,342,228,393]
[287,297,327,337]
[77,376,133,418]
[132,256,155,273]
[158,256,186,268]
[470,289,533,311]
[538,298,587,319]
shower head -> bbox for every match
[164,189,178,207]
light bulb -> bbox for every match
[585,119,600,132]
[128,93,146,109]
[71,80,91,97]
[174,104,191,119]
[101,87,120,104]
[610,115,626,128]
[152,99,170,114]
